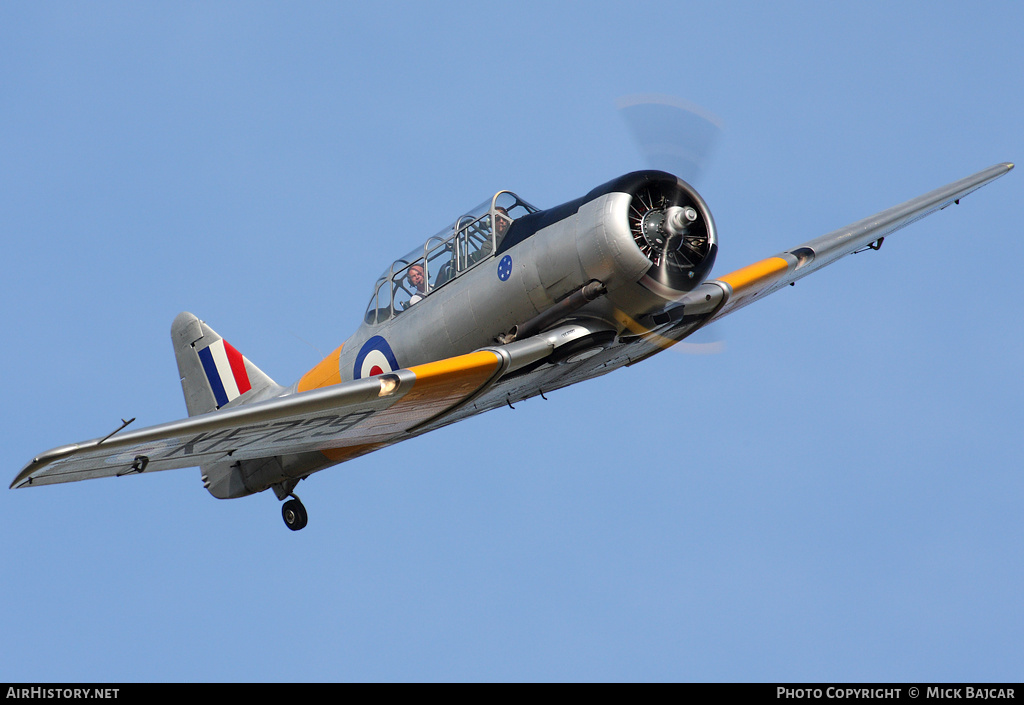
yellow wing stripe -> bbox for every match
[317,351,503,460]
[716,256,790,293]
[401,351,503,408]
[297,345,344,392]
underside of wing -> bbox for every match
[12,326,586,492]
[12,350,508,490]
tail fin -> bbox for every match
[171,312,283,416]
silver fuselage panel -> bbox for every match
[332,171,711,384]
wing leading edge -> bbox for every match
[654,162,1014,346]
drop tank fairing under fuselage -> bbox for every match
[320,170,717,386]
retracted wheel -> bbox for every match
[282,497,308,531]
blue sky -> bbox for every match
[2,2,1021,682]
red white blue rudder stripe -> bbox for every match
[197,339,252,408]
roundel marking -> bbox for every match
[354,335,400,379]
[497,254,513,281]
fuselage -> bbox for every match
[292,170,717,395]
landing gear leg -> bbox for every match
[281,494,308,531]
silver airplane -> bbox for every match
[12,162,1013,530]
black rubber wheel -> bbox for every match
[282,498,308,531]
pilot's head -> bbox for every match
[495,206,510,237]
[408,264,425,290]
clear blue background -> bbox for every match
[2,1,1020,682]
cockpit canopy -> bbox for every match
[364,190,538,324]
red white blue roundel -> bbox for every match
[354,335,400,379]
[497,254,513,281]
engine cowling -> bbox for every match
[624,172,717,297]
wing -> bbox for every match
[11,332,570,490]
[640,162,1014,349]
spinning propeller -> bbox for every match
[617,94,725,354]
[616,93,722,188]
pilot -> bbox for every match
[407,264,427,305]
[494,206,511,239]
